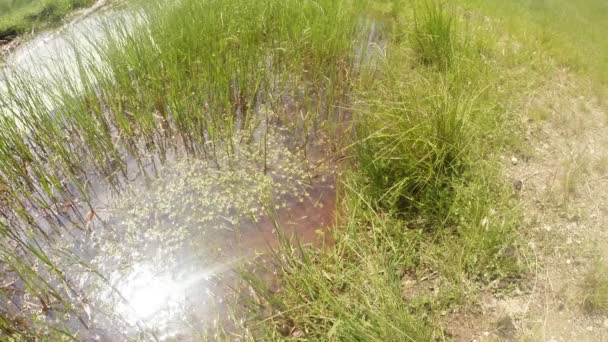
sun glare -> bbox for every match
[118,265,183,322]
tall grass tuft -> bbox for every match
[354,75,468,220]
[413,0,454,69]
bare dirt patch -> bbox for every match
[504,70,608,341]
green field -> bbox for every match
[0,0,94,41]
[459,0,608,86]
[0,0,606,339]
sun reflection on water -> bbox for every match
[117,266,181,322]
[110,259,242,333]
[115,264,208,326]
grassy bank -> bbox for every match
[0,0,561,339]
[0,0,95,42]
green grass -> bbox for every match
[0,0,94,41]
[413,0,454,69]
[0,0,368,338]
[240,1,529,339]
[456,0,608,87]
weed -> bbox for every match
[583,258,608,314]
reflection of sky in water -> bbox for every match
[112,258,243,335]
[0,6,138,117]
[4,6,134,79]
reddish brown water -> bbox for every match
[240,175,336,252]
[40,126,341,340]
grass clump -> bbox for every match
[354,74,467,220]
[583,259,608,314]
[351,6,522,282]
[413,0,454,69]
[243,1,524,339]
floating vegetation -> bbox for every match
[25,126,317,339]
[98,130,310,273]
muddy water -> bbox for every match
[48,126,339,340]
[0,124,338,340]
